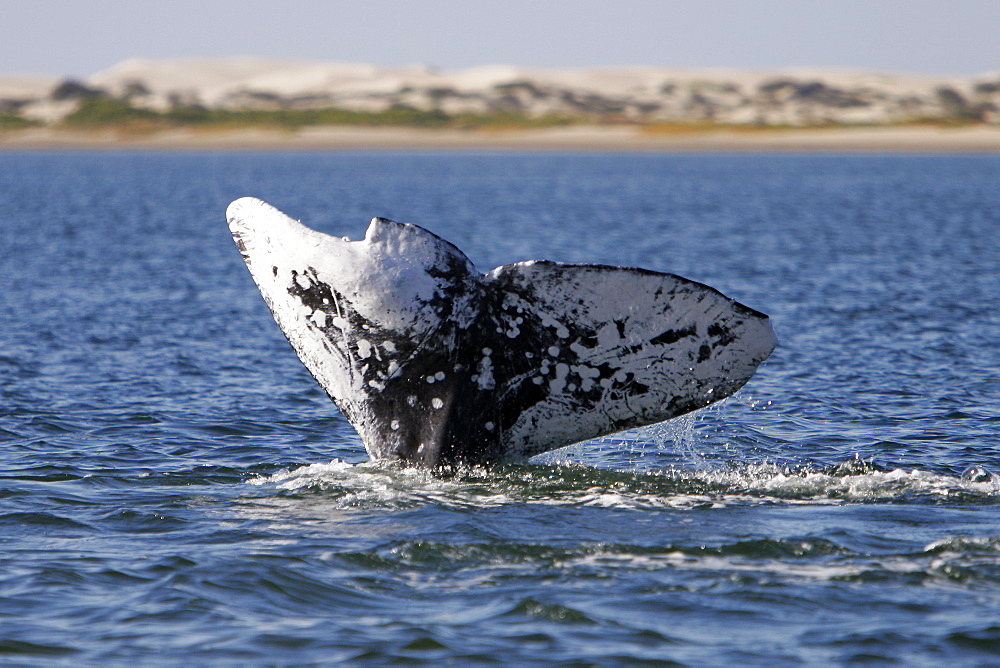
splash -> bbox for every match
[246,456,1000,512]
[700,462,1000,503]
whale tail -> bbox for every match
[227,197,775,466]
[482,259,776,459]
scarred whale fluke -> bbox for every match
[227,197,776,467]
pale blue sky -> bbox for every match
[2,0,998,78]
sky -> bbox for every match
[2,0,998,78]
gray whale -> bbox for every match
[227,197,776,467]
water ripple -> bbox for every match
[2,153,999,664]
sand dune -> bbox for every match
[85,57,987,100]
[81,59,1000,127]
[3,58,1000,150]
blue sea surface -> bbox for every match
[1,151,998,664]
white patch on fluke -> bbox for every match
[476,354,495,391]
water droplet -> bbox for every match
[962,465,992,482]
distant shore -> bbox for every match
[3,124,1000,152]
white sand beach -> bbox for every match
[2,123,999,152]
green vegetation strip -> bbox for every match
[60,96,579,131]
[0,113,40,130]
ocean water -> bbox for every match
[1,151,998,665]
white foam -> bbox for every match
[245,455,1000,514]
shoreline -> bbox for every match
[3,124,1000,152]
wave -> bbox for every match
[246,457,1000,511]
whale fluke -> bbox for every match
[227,197,776,467]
